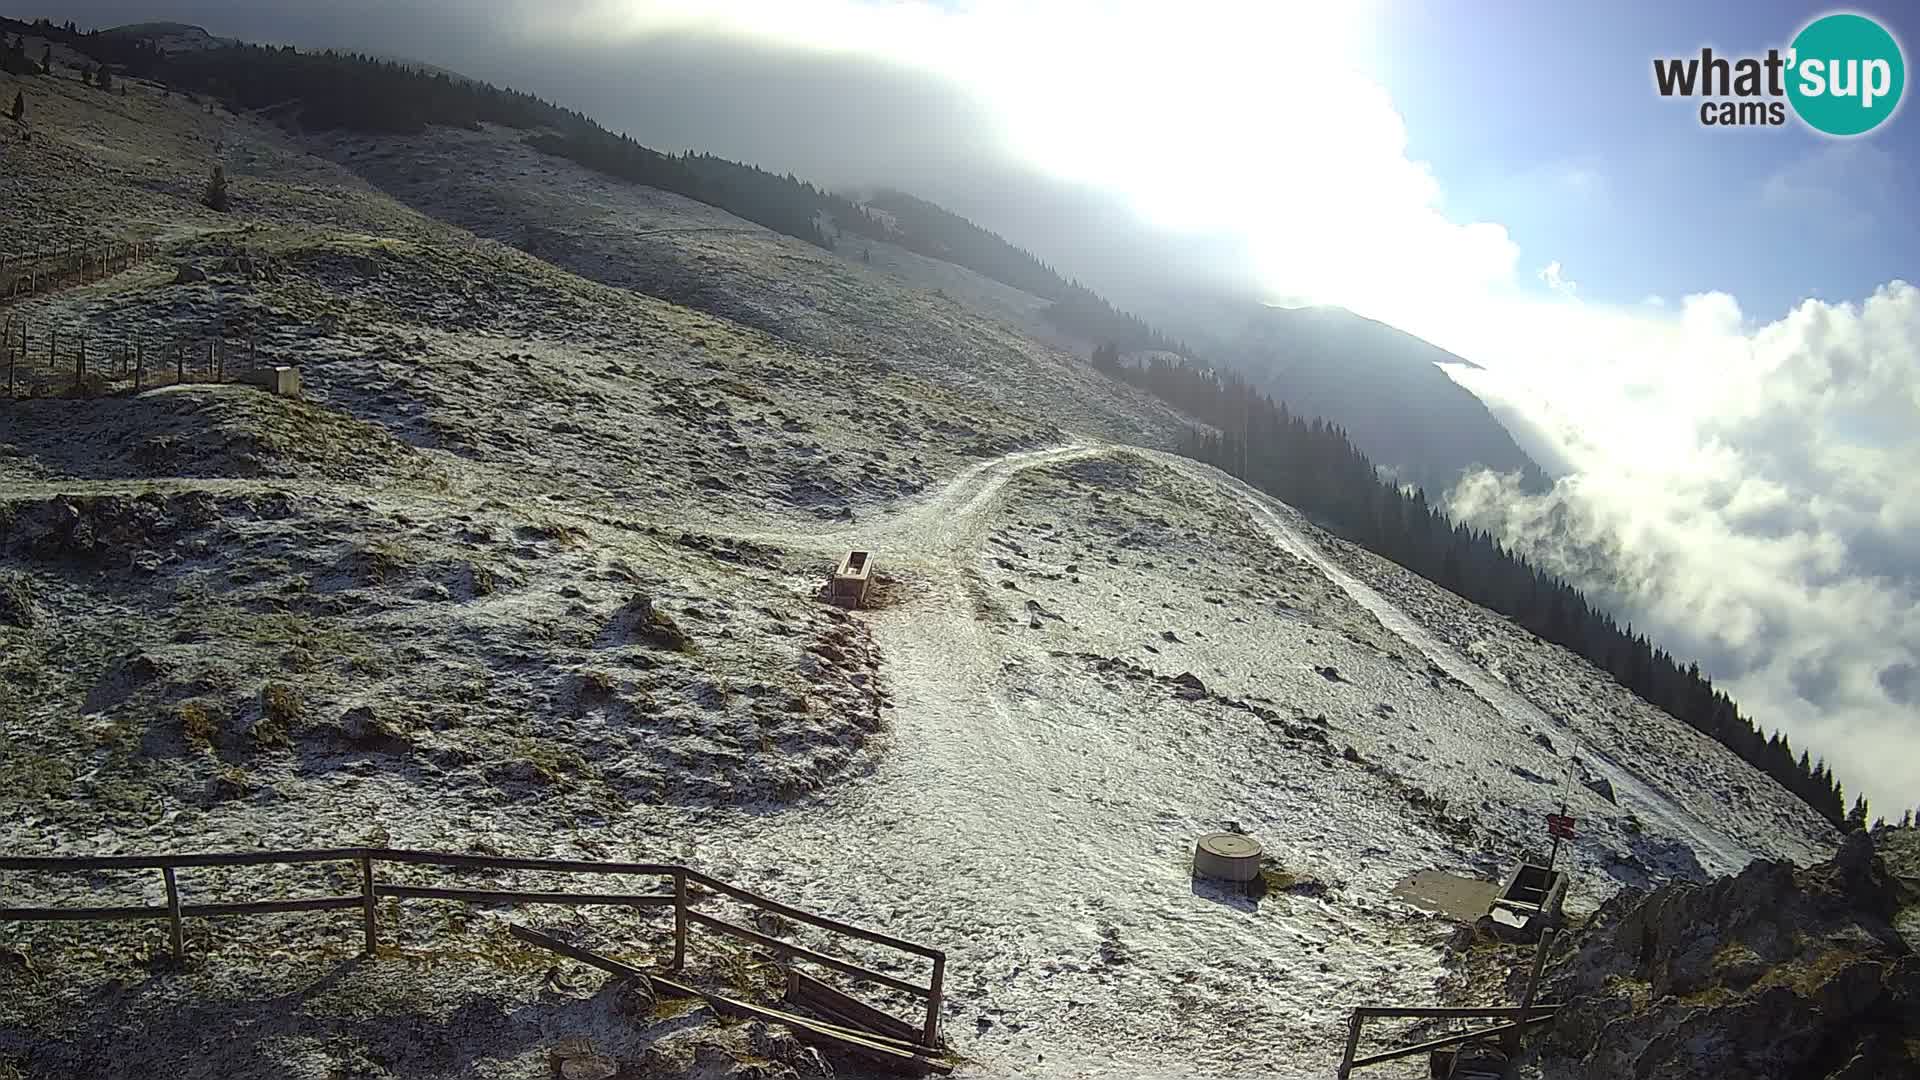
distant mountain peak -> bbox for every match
[102,22,235,52]
[1253,303,1484,371]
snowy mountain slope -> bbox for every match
[0,57,1841,1080]
[596,442,1829,1077]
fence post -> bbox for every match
[923,952,946,1049]
[1338,1011,1363,1079]
[672,870,688,971]
[206,340,214,381]
[75,335,85,395]
[176,343,184,383]
[135,344,144,392]
[360,855,378,955]
[162,866,185,963]
[216,339,224,382]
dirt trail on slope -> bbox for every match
[683,443,1448,1079]
[1149,451,1758,878]
[731,443,1098,561]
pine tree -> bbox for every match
[96,64,113,91]
[41,45,51,75]
[81,64,93,86]
[1846,794,1870,832]
[8,91,21,123]
[203,164,229,212]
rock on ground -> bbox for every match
[1531,829,1920,1080]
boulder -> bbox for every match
[1532,832,1918,1079]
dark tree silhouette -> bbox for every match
[203,164,228,211]
[8,90,20,122]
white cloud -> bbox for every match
[1440,283,1920,817]
[1539,260,1578,297]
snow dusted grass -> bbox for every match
[308,124,1190,452]
[0,487,894,840]
[1302,518,1837,873]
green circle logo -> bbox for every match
[1787,13,1905,135]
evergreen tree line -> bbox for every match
[10,16,1189,341]
[1104,350,1870,830]
[0,21,839,249]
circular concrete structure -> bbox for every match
[1193,832,1263,882]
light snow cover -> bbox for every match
[630,444,1831,1077]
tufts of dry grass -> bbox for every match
[617,595,694,652]
[177,700,219,749]
[252,681,301,747]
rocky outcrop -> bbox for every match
[1534,831,1919,1080]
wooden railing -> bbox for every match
[1335,1004,1560,1077]
[1337,928,1561,1077]
[0,847,947,1048]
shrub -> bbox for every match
[203,164,229,212]
[618,594,692,651]
[253,682,301,746]
[177,701,219,749]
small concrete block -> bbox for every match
[243,365,302,398]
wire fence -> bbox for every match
[0,314,266,399]
[1,239,161,303]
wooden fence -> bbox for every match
[0,846,947,1048]
[1336,928,1561,1077]
[1335,1004,1560,1077]
[1,240,160,303]
[0,315,263,399]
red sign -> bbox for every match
[1547,813,1577,839]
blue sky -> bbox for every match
[1373,1,1916,319]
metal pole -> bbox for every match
[359,855,378,955]
[163,866,185,963]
